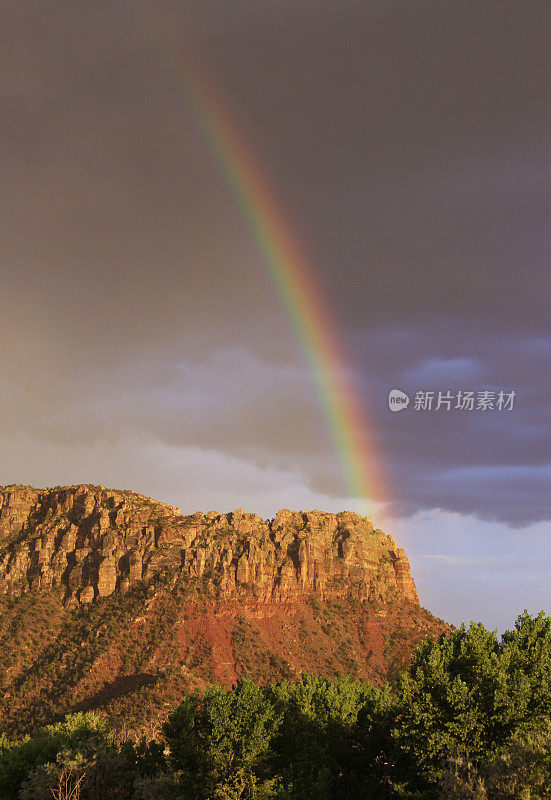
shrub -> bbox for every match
[19,743,135,800]
[0,713,109,800]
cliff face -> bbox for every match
[0,485,446,739]
[0,484,418,607]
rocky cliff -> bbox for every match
[0,485,447,738]
[0,484,418,607]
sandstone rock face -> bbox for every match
[0,485,419,607]
[0,485,450,742]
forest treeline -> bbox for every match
[0,611,550,799]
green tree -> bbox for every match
[268,675,376,800]
[0,713,109,800]
[498,611,551,735]
[353,682,402,799]
[393,612,551,792]
[163,678,281,800]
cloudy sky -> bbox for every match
[1,0,550,630]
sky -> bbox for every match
[1,0,550,631]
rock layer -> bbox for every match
[0,485,418,607]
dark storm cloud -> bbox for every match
[196,0,551,330]
[0,0,549,530]
[355,324,551,524]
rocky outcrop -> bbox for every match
[0,485,419,607]
[0,485,450,740]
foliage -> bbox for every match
[0,713,109,800]
[5,720,166,800]
[121,736,167,779]
[438,723,551,800]
[131,772,178,800]
[393,611,551,791]
[18,742,137,800]
[164,678,281,799]
[268,675,379,800]
[19,749,91,800]
[483,723,551,800]
[437,748,489,800]
[353,680,402,798]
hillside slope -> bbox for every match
[0,485,448,737]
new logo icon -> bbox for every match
[388,389,410,412]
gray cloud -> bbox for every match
[0,0,549,539]
[357,325,550,524]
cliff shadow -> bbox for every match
[71,672,159,712]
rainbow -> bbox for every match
[139,7,388,513]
